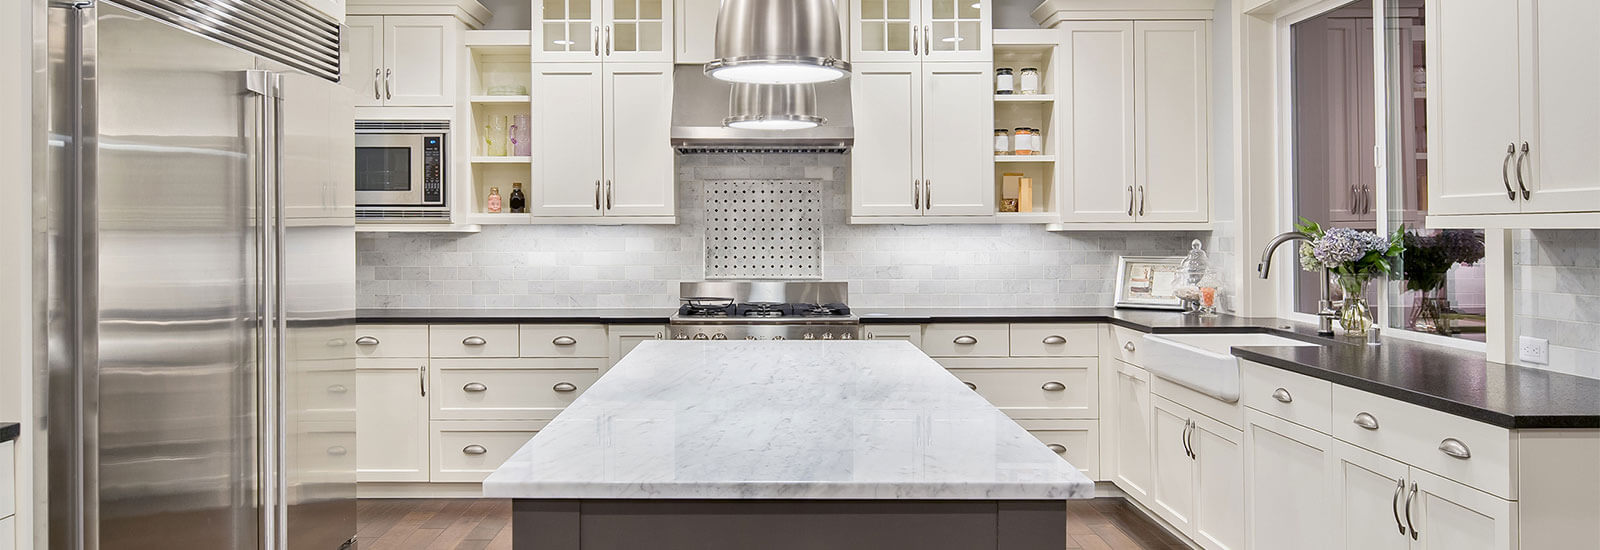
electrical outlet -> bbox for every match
[1518,336,1550,365]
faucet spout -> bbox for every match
[1258,231,1312,279]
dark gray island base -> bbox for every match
[511,499,1066,550]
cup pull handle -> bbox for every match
[952,335,978,345]
[327,384,348,394]
[1041,381,1066,392]
[1046,443,1067,454]
[1438,438,1471,459]
[1353,412,1380,430]
[552,336,578,346]
[463,382,488,393]
[1272,388,1293,403]
[1123,341,1136,352]
[462,336,487,346]
[462,445,488,456]
[327,446,348,456]
[355,336,379,346]
[553,382,578,393]
[1041,335,1066,345]
[326,338,347,347]
[963,381,977,391]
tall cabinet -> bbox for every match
[849,0,995,222]
[530,0,675,222]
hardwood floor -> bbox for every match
[357,497,1188,550]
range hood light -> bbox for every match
[706,0,851,85]
[724,83,826,131]
[728,118,821,131]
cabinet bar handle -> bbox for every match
[463,382,488,393]
[593,25,600,56]
[552,382,578,392]
[355,336,379,346]
[462,336,487,346]
[1405,482,1419,540]
[552,336,577,346]
[1271,388,1293,403]
[912,179,920,209]
[1392,478,1407,536]
[1353,412,1379,430]
[372,68,381,100]
[1127,185,1134,216]
[924,179,932,209]
[1501,143,1517,200]
[419,365,427,397]
[1182,419,1194,459]
[952,335,977,345]
[462,444,488,456]
[606,180,613,210]
[1041,381,1066,392]
[1123,341,1136,352]
[1438,438,1471,459]
[1041,335,1066,345]
[1137,185,1146,216]
[923,25,931,54]
[963,381,977,391]
[1514,142,1531,200]
[1350,184,1359,214]
[605,25,612,55]
[912,25,919,55]
[1046,443,1067,454]
[595,180,602,210]
[384,68,392,100]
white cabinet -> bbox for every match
[1330,440,1412,550]
[1148,394,1242,550]
[1058,20,1210,225]
[1329,441,1516,550]
[1426,0,1600,224]
[851,61,994,220]
[1244,409,1334,550]
[356,358,430,482]
[608,325,666,367]
[863,324,924,348]
[1409,468,1517,550]
[343,16,459,107]
[1151,395,1198,532]
[851,0,991,62]
[674,0,721,63]
[536,0,674,63]
[1110,361,1154,501]
[531,63,674,220]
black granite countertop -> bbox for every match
[1,422,18,443]
[355,307,1599,429]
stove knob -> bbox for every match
[803,333,816,340]
[745,336,759,340]
[692,333,709,340]
[674,333,689,340]
[822,333,835,340]
[711,333,727,340]
[771,335,785,341]
[840,333,854,340]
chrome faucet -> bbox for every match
[1258,231,1337,336]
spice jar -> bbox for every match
[486,186,502,213]
[995,68,1014,95]
[1019,68,1041,94]
[1013,127,1033,155]
[993,129,1010,155]
[1030,128,1043,155]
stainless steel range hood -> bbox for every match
[671,65,853,153]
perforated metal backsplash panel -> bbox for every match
[703,180,824,279]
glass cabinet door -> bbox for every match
[924,0,988,60]
[854,0,921,61]
[536,0,597,61]
[604,0,672,61]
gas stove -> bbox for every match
[671,281,861,341]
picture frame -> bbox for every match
[1114,256,1186,310]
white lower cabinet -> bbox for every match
[356,358,430,482]
[1190,413,1244,550]
[607,325,666,368]
[1244,408,1334,550]
[863,324,923,348]
[1018,419,1099,479]
[0,516,11,550]
[1151,395,1199,532]
[1110,361,1154,502]
[430,420,546,483]
[1409,468,1517,550]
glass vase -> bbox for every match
[1336,274,1373,337]
[484,115,508,156]
[1409,287,1452,336]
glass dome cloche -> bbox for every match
[1171,239,1223,316]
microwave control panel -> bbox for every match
[423,136,443,204]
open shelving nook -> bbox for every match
[991,29,1062,223]
[465,30,535,224]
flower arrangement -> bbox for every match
[1294,219,1406,335]
[1400,230,1484,293]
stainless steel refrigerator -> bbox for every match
[43,1,357,549]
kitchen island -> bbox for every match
[483,340,1094,550]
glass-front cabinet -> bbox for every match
[852,0,990,62]
[536,0,672,62]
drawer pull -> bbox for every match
[327,384,348,394]
[462,445,488,456]
[1353,412,1380,430]
[326,338,347,347]
[963,381,977,391]
[462,336,487,346]
[355,336,379,346]
[326,446,348,456]
[1438,438,1471,459]
[552,382,578,393]
[552,336,578,346]
[1405,482,1419,540]
[1046,443,1067,454]
[1271,388,1293,403]
[952,335,978,345]
[1392,478,1407,536]
[1041,381,1066,392]
[1041,335,1067,345]
[463,382,488,393]
[1123,341,1136,352]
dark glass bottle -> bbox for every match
[508,182,526,213]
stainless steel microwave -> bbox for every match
[355,120,448,220]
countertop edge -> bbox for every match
[480,480,1097,501]
[0,422,19,443]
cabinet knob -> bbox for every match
[1046,443,1067,454]
[1438,438,1471,459]
[552,336,578,346]
[355,336,380,346]
[1041,335,1067,345]
[462,336,487,346]
[1353,412,1380,430]
[1271,388,1293,403]
[962,381,977,391]
[552,382,578,393]
[462,445,488,456]
[1041,381,1066,392]
[1123,341,1136,352]
[326,446,348,456]
[953,335,978,345]
[463,382,488,393]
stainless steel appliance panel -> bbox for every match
[354,130,446,207]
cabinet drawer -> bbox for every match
[291,361,356,421]
[430,420,546,483]
[946,359,1096,419]
[0,440,13,519]
[1018,419,1099,479]
[430,324,519,358]
[921,324,1009,357]
[1241,361,1332,433]
[1331,386,1514,499]
[291,324,355,360]
[863,324,923,349]
[519,325,608,357]
[1108,325,1146,366]
[1151,376,1243,431]
[0,516,13,550]
[353,324,429,358]
[1009,324,1099,357]
[293,422,356,482]
[432,358,602,420]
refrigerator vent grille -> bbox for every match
[703,180,824,280]
[355,120,452,132]
[118,0,341,81]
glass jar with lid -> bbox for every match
[1013,127,1033,155]
[993,129,1010,155]
[1171,239,1223,316]
[1019,67,1041,94]
[995,68,1015,95]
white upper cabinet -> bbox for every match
[531,64,607,217]
[602,63,676,217]
[850,63,923,217]
[920,62,996,216]
[538,0,675,63]
[343,16,459,108]
[342,16,384,108]
[1058,20,1210,226]
[852,0,991,62]
[1427,0,1600,225]
[531,63,675,220]
[850,61,994,221]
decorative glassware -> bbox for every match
[484,115,508,156]
[1172,239,1222,316]
[510,115,531,156]
[1336,273,1373,336]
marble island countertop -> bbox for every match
[482,340,1096,500]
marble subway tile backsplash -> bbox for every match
[357,153,1214,310]
[1513,229,1600,379]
